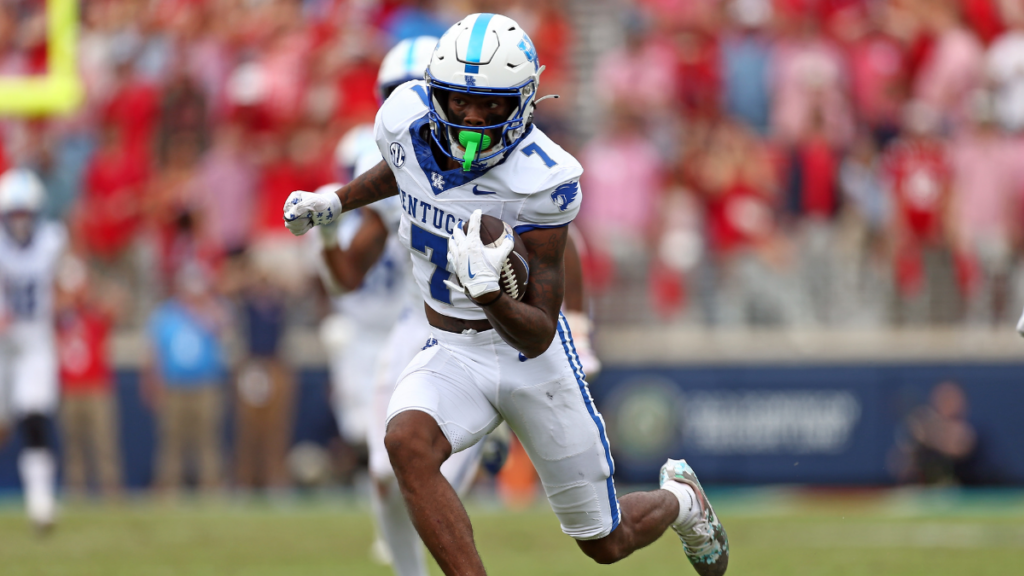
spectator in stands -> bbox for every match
[103,56,160,167]
[836,132,892,326]
[56,257,123,500]
[783,106,842,325]
[911,0,985,131]
[771,4,855,147]
[948,91,1020,325]
[694,120,800,326]
[673,24,720,121]
[224,253,294,493]
[189,122,257,257]
[595,11,678,117]
[147,134,204,296]
[144,262,229,496]
[719,0,774,134]
[883,101,960,324]
[987,3,1024,133]
[836,1,908,147]
[158,66,208,166]
[578,107,665,276]
[381,0,451,44]
[75,123,148,321]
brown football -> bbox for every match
[462,214,530,301]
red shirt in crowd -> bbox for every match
[335,58,381,126]
[798,135,839,218]
[79,146,149,258]
[883,138,951,243]
[675,29,720,119]
[958,0,1005,45]
[846,31,906,128]
[256,157,317,235]
[103,79,160,164]
[706,182,776,255]
[58,308,114,394]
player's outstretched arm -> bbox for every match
[321,209,389,291]
[283,160,398,236]
[477,225,567,358]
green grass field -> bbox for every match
[1,489,1023,575]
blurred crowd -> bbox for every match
[583,0,1024,327]
[2,0,1022,333]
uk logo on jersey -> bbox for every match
[550,181,579,212]
[390,142,405,168]
[431,172,446,190]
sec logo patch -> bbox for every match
[390,142,405,168]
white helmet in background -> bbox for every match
[426,13,546,171]
[0,168,45,214]
[334,124,379,182]
[377,35,438,102]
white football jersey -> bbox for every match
[0,220,66,328]
[331,211,407,329]
[374,81,583,320]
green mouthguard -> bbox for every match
[458,131,492,172]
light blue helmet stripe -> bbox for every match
[464,13,494,74]
[404,39,417,72]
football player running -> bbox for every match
[316,35,600,576]
[0,169,68,534]
[285,14,727,575]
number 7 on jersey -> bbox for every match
[411,224,452,304]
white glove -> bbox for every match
[444,209,513,300]
[1017,305,1024,338]
[564,311,602,380]
[283,190,342,236]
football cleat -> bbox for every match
[660,459,729,576]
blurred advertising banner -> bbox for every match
[1,364,1023,490]
[591,364,1024,485]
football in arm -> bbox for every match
[463,214,530,301]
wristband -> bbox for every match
[477,290,504,307]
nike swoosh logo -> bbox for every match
[472,185,497,195]
[467,260,476,279]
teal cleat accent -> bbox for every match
[660,459,729,576]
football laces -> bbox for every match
[502,259,519,300]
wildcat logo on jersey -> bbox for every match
[422,337,438,350]
[390,142,406,167]
[431,172,446,190]
[518,36,538,72]
[550,181,579,212]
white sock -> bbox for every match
[661,481,700,529]
[370,478,429,576]
[19,449,56,525]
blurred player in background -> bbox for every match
[0,168,68,534]
[285,14,724,576]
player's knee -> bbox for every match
[384,411,450,474]
[19,414,49,449]
[577,532,631,565]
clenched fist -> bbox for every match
[283,190,343,236]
